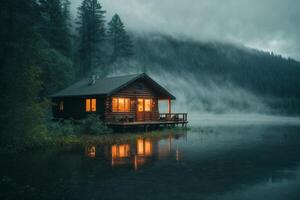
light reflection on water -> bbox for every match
[1,125,300,200]
[85,134,185,170]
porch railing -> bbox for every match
[159,113,188,122]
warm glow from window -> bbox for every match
[119,98,125,111]
[112,98,118,112]
[145,140,152,156]
[111,144,130,158]
[91,99,96,111]
[137,139,152,156]
[111,145,117,158]
[125,99,130,111]
[137,139,144,155]
[59,101,64,111]
[144,99,151,112]
[112,98,130,112]
[87,146,96,158]
[138,99,143,112]
[86,99,90,111]
[119,144,130,157]
[86,98,96,112]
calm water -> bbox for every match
[1,124,300,200]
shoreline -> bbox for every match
[0,127,188,153]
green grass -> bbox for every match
[50,128,188,146]
[1,127,188,153]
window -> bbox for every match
[144,99,152,112]
[86,98,96,112]
[138,99,143,112]
[59,101,64,111]
[112,98,130,112]
[91,99,96,111]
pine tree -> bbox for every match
[0,0,45,144]
[107,14,134,62]
[61,0,71,21]
[76,0,106,77]
[38,0,71,57]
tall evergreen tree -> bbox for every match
[107,14,134,62]
[38,0,71,57]
[61,0,71,21]
[76,0,106,77]
[0,0,45,144]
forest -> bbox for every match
[0,0,134,147]
[1,0,300,148]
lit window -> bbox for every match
[124,98,130,111]
[59,101,64,111]
[138,99,143,112]
[119,98,124,111]
[91,99,96,111]
[86,99,90,111]
[112,98,130,112]
[86,98,96,112]
[112,98,118,112]
[144,99,151,112]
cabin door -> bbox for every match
[137,98,145,121]
[136,98,152,121]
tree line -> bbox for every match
[0,0,133,145]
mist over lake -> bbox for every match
[1,117,300,199]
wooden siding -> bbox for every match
[52,95,106,120]
[52,79,170,122]
[105,79,160,122]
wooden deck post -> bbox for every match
[168,98,171,114]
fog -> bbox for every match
[104,61,300,125]
[71,0,300,60]
[190,113,300,126]
[71,0,300,122]
[102,59,269,117]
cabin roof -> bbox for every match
[50,73,176,99]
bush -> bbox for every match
[77,114,112,135]
[48,119,76,136]
[47,115,112,136]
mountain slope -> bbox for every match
[106,33,300,115]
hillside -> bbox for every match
[107,34,300,115]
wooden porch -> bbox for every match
[106,113,188,129]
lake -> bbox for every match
[1,116,300,200]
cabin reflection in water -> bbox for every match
[111,144,131,166]
[110,138,157,169]
[137,139,153,156]
[86,146,96,158]
[85,134,184,169]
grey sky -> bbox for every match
[71,0,300,60]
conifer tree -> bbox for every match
[0,0,45,144]
[107,14,134,62]
[38,0,72,57]
[76,0,106,77]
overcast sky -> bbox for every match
[71,0,300,60]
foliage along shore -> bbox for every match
[1,116,188,153]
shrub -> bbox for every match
[48,119,76,136]
[77,114,112,135]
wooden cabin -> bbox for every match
[51,73,187,128]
